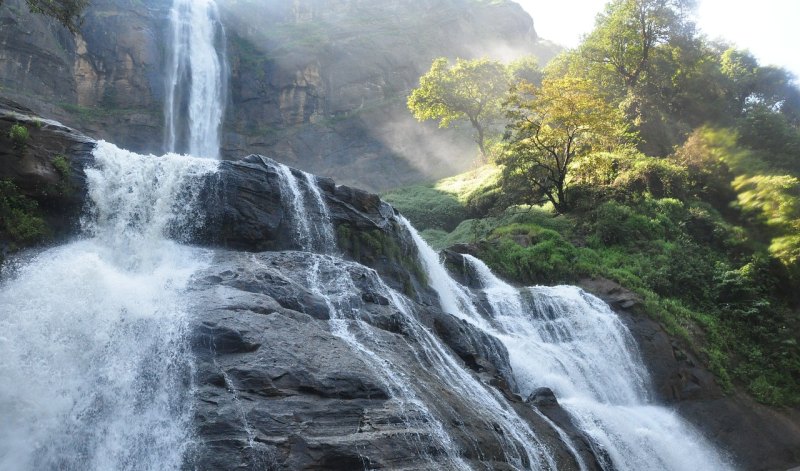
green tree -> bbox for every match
[500,77,634,213]
[582,0,695,91]
[734,174,800,270]
[508,56,543,86]
[408,57,511,160]
[0,0,89,33]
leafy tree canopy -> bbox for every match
[500,77,634,212]
[408,57,513,159]
[581,0,696,90]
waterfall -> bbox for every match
[273,161,337,253]
[280,254,558,470]
[398,215,734,471]
[305,255,471,469]
[0,141,217,470]
[164,0,228,158]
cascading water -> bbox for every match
[273,161,337,253]
[164,0,228,158]
[256,174,559,467]
[0,141,217,470]
[398,215,734,471]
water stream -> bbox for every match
[0,141,217,470]
[164,0,228,158]
[398,216,734,471]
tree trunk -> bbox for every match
[471,118,488,162]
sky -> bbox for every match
[514,0,800,80]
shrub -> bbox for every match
[481,224,583,284]
[614,157,689,199]
[8,124,29,148]
[671,128,736,206]
[0,180,49,247]
[52,155,71,178]
[590,201,663,246]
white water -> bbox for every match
[164,0,227,158]
[273,161,337,253]
[276,206,554,468]
[303,171,337,251]
[0,141,217,470]
[293,254,558,469]
[305,256,470,469]
[400,218,734,471]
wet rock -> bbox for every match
[526,387,559,407]
[0,101,96,244]
[186,249,597,470]
[432,309,516,388]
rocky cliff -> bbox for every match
[0,0,558,191]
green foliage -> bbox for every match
[613,157,689,199]
[382,185,468,232]
[382,164,502,232]
[581,0,695,91]
[671,127,736,206]
[0,180,49,250]
[408,57,516,159]
[480,225,585,284]
[508,56,542,85]
[733,174,800,269]
[8,124,29,148]
[52,155,70,178]
[399,0,800,407]
[501,77,635,212]
[737,106,800,174]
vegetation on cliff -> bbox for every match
[393,0,800,406]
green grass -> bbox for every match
[382,164,502,232]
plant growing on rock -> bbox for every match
[8,124,29,150]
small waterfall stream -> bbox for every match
[0,142,217,470]
[398,216,734,471]
[268,175,557,469]
[164,0,228,158]
[274,161,337,253]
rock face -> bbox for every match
[0,0,558,191]
[0,0,169,151]
[185,251,600,470]
[0,99,95,245]
[218,0,557,191]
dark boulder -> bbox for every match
[526,387,559,407]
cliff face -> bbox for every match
[0,0,557,191]
[0,0,170,151]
